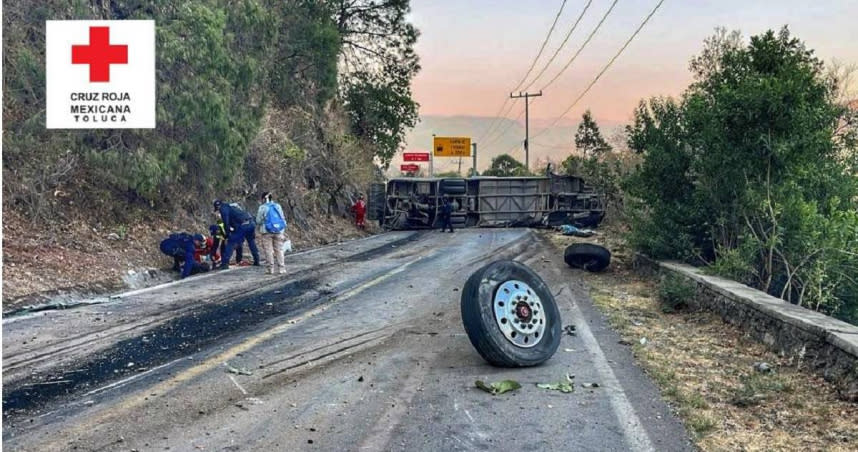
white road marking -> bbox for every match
[82,357,185,397]
[562,285,655,452]
[228,375,248,396]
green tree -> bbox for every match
[3,0,417,221]
[626,27,858,321]
[271,1,341,106]
[574,110,612,156]
[483,154,529,177]
[333,0,421,167]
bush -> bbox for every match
[626,27,858,323]
[658,274,696,313]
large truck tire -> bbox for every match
[563,243,611,272]
[461,260,562,367]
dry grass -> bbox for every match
[541,228,858,452]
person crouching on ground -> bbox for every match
[256,191,288,274]
[159,233,209,278]
[213,199,261,269]
[209,219,244,266]
[352,194,367,229]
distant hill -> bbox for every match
[396,115,624,176]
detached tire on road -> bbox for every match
[460,260,562,367]
[564,243,611,272]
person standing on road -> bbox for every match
[440,196,454,233]
[214,199,261,269]
[256,191,288,275]
[352,194,367,229]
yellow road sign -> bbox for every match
[433,136,471,157]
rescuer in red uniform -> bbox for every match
[352,194,367,229]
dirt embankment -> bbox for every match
[1,207,377,312]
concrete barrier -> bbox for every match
[636,256,858,402]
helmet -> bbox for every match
[213,199,223,211]
[193,233,205,243]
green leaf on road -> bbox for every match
[536,374,576,393]
[475,379,521,395]
[224,362,252,376]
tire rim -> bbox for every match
[493,280,546,348]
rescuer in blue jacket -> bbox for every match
[159,233,208,278]
[440,196,454,233]
[214,199,261,269]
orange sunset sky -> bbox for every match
[409,0,858,124]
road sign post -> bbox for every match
[472,142,477,176]
[430,134,435,177]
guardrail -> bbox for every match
[635,255,858,402]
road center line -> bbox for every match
[40,253,432,449]
[562,285,655,452]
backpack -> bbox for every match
[264,202,286,233]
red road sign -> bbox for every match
[403,152,430,162]
[400,164,420,172]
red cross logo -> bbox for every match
[71,26,128,83]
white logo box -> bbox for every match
[46,20,155,129]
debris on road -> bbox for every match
[753,362,773,373]
[558,224,595,237]
[536,374,575,393]
[563,324,577,336]
[582,382,600,389]
[475,379,521,395]
[224,362,253,376]
[618,339,633,346]
[639,337,648,346]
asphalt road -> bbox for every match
[2,229,693,451]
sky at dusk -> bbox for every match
[409,0,858,124]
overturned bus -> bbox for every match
[368,174,605,230]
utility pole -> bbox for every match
[471,142,477,176]
[509,91,542,171]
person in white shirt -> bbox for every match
[256,191,288,274]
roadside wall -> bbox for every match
[635,256,858,402]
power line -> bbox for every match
[538,0,620,91]
[532,0,666,140]
[520,0,594,92]
[481,0,601,147]
[475,0,569,144]
[481,105,525,149]
[511,0,568,93]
